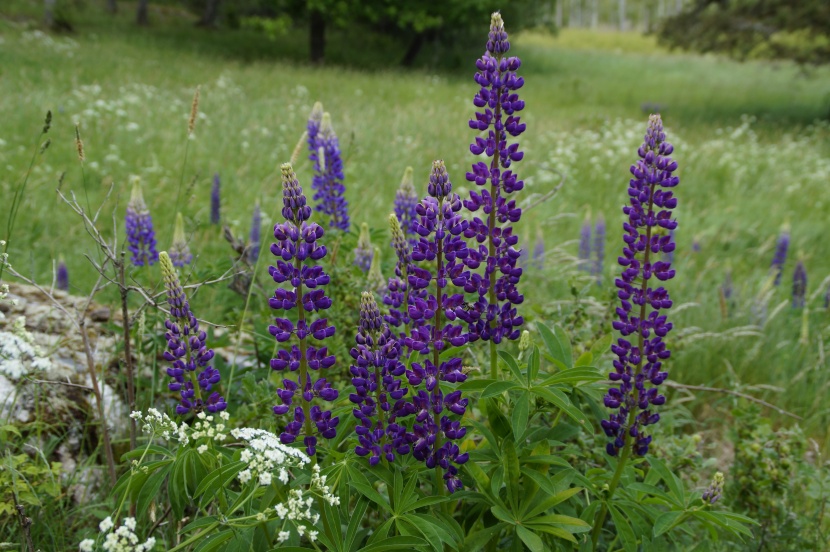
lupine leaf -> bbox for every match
[345,497,369,552]
[194,460,245,507]
[460,522,507,552]
[524,487,584,519]
[136,463,170,515]
[653,511,686,537]
[538,324,573,368]
[575,351,593,367]
[647,456,685,505]
[531,386,589,429]
[511,393,530,440]
[539,368,604,386]
[359,535,427,551]
[481,381,522,398]
[527,346,541,382]
[524,523,578,543]
[193,530,235,552]
[502,439,521,512]
[608,504,638,552]
[497,350,525,381]
[516,526,544,552]
[349,479,390,511]
[589,334,613,358]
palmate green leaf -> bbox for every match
[502,439,521,512]
[524,487,584,519]
[693,510,757,539]
[136,463,170,515]
[120,444,173,461]
[530,514,591,531]
[359,535,428,552]
[404,513,460,551]
[539,368,605,387]
[575,351,593,367]
[647,456,686,505]
[653,511,686,537]
[461,522,507,552]
[491,505,515,524]
[349,479,391,512]
[457,378,498,392]
[516,526,544,552]
[344,496,369,552]
[180,516,218,533]
[511,392,530,440]
[524,523,578,543]
[193,529,234,552]
[497,350,524,381]
[538,324,573,369]
[527,346,541,382]
[194,460,245,508]
[481,380,523,398]
[531,386,590,429]
[589,333,613,358]
[608,504,638,552]
[625,482,680,506]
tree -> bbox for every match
[197,0,223,28]
[137,0,149,25]
[659,0,830,65]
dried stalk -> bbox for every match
[664,380,802,420]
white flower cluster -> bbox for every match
[272,465,339,545]
[192,410,230,453]
[78,517,155,551]
[0,317,51,379]
[231,427,309,487]
[130,409,188,445]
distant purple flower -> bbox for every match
[160,252,226,415]
[770,228,790,286]
[350,292,413,465]
[578,216,591,271]
[601,114,678,458]
[722,270,733,301]
[533,230,544,270]
[309,112,349,232]
[269,163,339,456]
[126,179,159,267]
[384,213,425,334]
[405,160,470,493]
[793,260,806,308]
[664,229,675,266]
[306,101,323,151]
[593,215,605,284]
[56,259,69,291]
[248,202,262,264]
[692,239,700,253]
[353,222,373,272]
[210,173,221,225]
[169,212,193,267]
[394,166,419,243]
[462,12,525,345]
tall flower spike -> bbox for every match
[384,213,417,331]
[159,251,226,415]
[126,177,159,267]
[770,226,790,286]
[56,258,69,291]
[394,166,419,243]
[367,246,386,295]
[269,163,339,456]
[353,222,373,272]
[578,215,592,271]
[350,292,413,465]
[210,173,221,225]
[594,215,606,284]
[792,260,806,309]
[601,114,678,458]
[406,160,470,492]
[169,212,193,267]
[306,101,324,151]
[249,201,262,264]
[309,112,349,231]
[463,12,525,348]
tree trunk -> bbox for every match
[400,32,425,67]
[555,0,563,28]
[44,0,55,27]
[618,0,626,31]
[309,8,325,64]
[107,0,117,14]
[590,0,599,28]
[136,0,148,26]
[198,0,222,28]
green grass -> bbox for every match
[2,5,830,441]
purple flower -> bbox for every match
[594,215,606,284]
[533,230,544,270]
[268,163,339,456]
[306,101,323,151]
[353,222,373,272]
[770,227,790,286]
[462,12,525,345]
[126,178,159,267]
[169,212,193,267]
[248,202,262,264]
[309,112,349,232]
[601,114,679,458]
[210,173,221,225]
[56,259,69,291]
[350,292,413,465]
[663,228,675,266]
[405,160,470,492]
[578,216,591,271]
[159,251,226,415]
[793,260,806,309]
[394,166,419,243]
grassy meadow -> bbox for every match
[2,2,830,449]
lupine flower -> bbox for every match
[349,292,413,465]
[367,246,386,295]
[56,258,69,291]
[269,163,339,456]
[594,215,605,284]
[384,213,421,332]
[792,260,806,308]
[126,178,159,267]
[309,112,349,231]
[210,173,221,225]
[578,216,591,271]
[169,213,193,267]
[601,114,678,458]
[702,472,724,504]
[406,160,470,492]
[533,229,545,270]
[306,101,324,151]
[462,12,525,345]
[353,222,373,272]
[160,251,226,415]
[770,226,790,286]
[664,228,675,266]
[394,166,419,242]
[249,201,262,264]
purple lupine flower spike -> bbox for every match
[462,12,525,346]
[664,228,676,266]
[248,201,262,264]
[601,114,679,458]
[307,101,324,154]
[160,251,226,415]
[770,226,790,286]
[533,229,544,270]
[269,163,339,456]
[578,216,592,271]
[56,258,69,291]
[367,246,386,296]
[210,173,221,225]
[353,222,373,272]
[310,112,350,231]
[792,260,807,308]
[394,167,419,243]
[406,160,470,492]
[126,178,159,267]
[169,212,193,267]
[350,292,413,465]
[594,215,605,284]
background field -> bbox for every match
[2,2,830,445]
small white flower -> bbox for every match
[259,472,272,486]
[99,517,113,532]
[79,539,95,552]
[197,444,208,454]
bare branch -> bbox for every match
[663,380,802,420]
[523,168,567,213]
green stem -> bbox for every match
[432,197,446,499]
[590,417,634,549]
